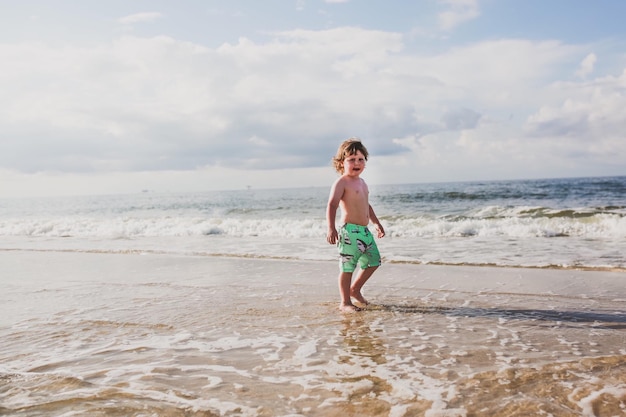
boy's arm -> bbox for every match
[326,179,344,244]
[369,204,385,238]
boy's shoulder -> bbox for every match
[335,175,366,188]
[332,175,348,186]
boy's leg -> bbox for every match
[338,271,360,311]
[350,266,378,305]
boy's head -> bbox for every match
[332,138,369,174]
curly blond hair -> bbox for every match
[332,138,369,174]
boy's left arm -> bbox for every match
[369,205,385,238]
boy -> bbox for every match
[326,138,385,312]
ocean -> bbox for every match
[1,176,625,270]
[1,176,625,416]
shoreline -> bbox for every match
[3,249,625,310]
[2,246,625,273]
[2,249,625,416]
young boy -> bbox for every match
[326,138,385,312]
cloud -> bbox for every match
[0,26,624,188]
[438,0,480,31]
[441,107,481,130]
[526,69,626,164]
[117,12,163,25]
[576,53,597,78]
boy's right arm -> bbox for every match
[326,179,343,244]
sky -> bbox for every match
[1,0,625,197]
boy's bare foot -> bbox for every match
[350,290,369,306]
[339,303,362,312]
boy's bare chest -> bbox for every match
[344,184,368,200]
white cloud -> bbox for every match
[441,107,481,130]
[1,22,625,196]
[526,68,626,164]
[248,135,271,147]
[576,53,597,78]
[117,12,163,25]
[438,0,480,31]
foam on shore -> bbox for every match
[1,250,625,416]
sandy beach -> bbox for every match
[1,250,625,416]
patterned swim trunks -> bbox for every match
[337,223,381,272]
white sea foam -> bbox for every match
[574,385,626,417]
[2,250,625,416]
[2,211,624,243]
[1,178,625,269]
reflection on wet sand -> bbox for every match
[372,303,626,329]
[2,252,625,416]
[318,299,626,416]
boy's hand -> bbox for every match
[374,223,385,238]
[327,228,338,245]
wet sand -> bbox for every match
[1,250,625,416]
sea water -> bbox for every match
[1,176,625,269]
[1,176,626,416]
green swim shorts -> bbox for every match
[337,223,381,272]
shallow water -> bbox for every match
[1,251,625,416]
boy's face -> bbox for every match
[342,150,366,177]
